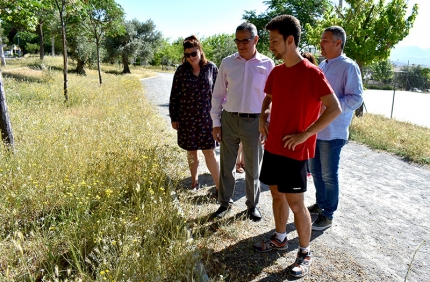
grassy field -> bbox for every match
[0,57,199,281]
[350,114,430,165]
[0,56,428,281]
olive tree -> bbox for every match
[105,19,162,73]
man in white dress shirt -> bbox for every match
[211,22,275,221]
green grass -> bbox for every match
[0,57,198,281]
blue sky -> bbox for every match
[115,0,266,41]
[115,0,429,49]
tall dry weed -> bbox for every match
[0,57,199,281]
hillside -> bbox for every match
[390,45,430,67]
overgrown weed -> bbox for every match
[0,57,198,281]
[350,114,430,165]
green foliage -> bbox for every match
[25,42,39,53]
[420,67,430,91]
[11,31,38,54]
[151,33,237,69]
[134,19,163,64]
[0,0,57,59]
[242,0,331,53]
[69,33,99,68]
[0,0,41,30]
[83,0,125,40]
[396,64,430,91]
[364,83,393,90]
[105,18,162,72]
[151,38,183,67]
[79,0,125,82]
[306,0,418,70]
[370,59,394,84]
[201,33,236,67]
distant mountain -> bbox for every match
[390,46,430,67]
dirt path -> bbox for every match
[141,73,430,281]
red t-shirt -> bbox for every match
[264,59,333,160]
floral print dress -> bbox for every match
[169,61,218,151]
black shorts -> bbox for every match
[259,149,307,193]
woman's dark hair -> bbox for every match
[182,35,208,66]
[301,52,317,65]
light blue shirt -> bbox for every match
[317,54,363,140]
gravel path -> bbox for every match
[141,73,430,281]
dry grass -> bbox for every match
[350,114,430,165]
[0,57,200,281]
[2,56,429,281]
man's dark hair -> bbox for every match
[236,22,258,37]
[324,26,346,50]
[265,15,301,47]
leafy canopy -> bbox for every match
[242,0,331,54]
[306,0,418,69]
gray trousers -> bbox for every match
[218,111,263,208]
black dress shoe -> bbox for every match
[214,205,230,218]
[247,207,262,221]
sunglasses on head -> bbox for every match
[184,51,198,58]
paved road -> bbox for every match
[141,72,430,129]
[140,72,174,125]
[141,73,430,281]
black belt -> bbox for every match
[229,112,259,118]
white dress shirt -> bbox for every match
[210,52,275,127]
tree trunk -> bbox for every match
[122,55,131,74]
[37,22,45,60]
[76,59,86,75]
[0,38,6,66]
[51,34,55,56]
[96,36,102,85]
[58,0,68,101]
[0,71,14,147]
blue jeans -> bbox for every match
[309,139,347,220]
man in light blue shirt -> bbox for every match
[308,26,363,231]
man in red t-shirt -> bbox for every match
[253,15,341,278]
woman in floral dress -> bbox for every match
[169,35,220,191]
